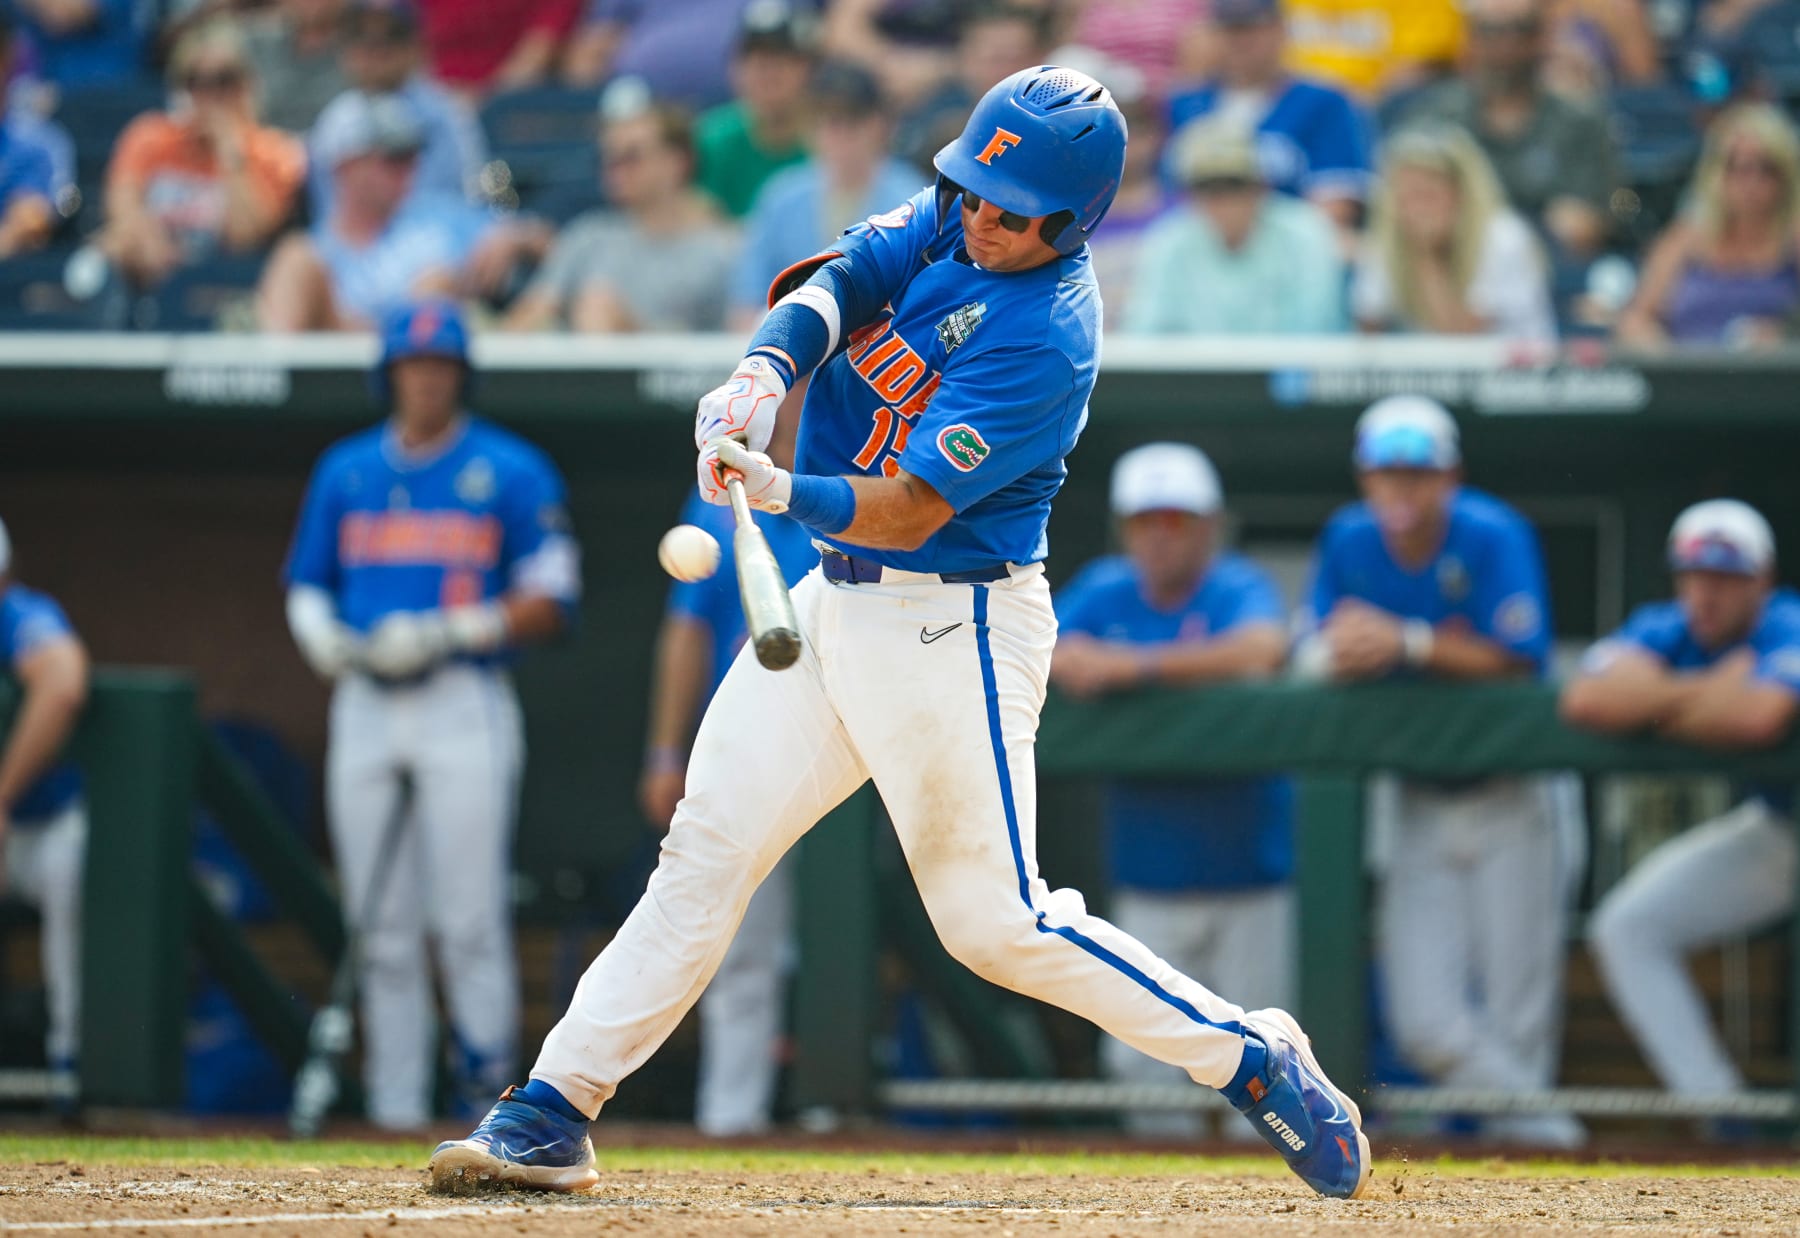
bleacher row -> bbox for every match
[0,70,1741,333]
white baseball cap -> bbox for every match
[1353,395,1461,470]
[1110,442,1223,517]
[1668,499,1775,575]
[313,90,425,170]
[0,516,10,576]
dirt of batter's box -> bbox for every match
[0,1163,1796,1235]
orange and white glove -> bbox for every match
[694,356,787,453]
[698,437,790,512]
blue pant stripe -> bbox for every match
[971,586,1232,1032]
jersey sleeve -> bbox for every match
[498,450,582,604]
[781,187,942,325]
[897,343,1080,514]
[283,453,344,591]
[4,594,76,667]
[1577,604,1675,674]
[1753,612,1800,694]
[1469,516,1551,667]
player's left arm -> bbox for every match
[1659,648,1800,749]
[0,626,89,823]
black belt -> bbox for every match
[819,550,1010,586]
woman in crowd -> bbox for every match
[1353,124,1556,339]
[98,21,304,290]
[1616,103,1800,350]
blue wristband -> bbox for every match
[786,474,856,534]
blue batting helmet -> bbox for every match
[371,297,472,408]
[933,65,1128,256]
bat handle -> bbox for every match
[725,474,755,527]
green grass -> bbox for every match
[0,1135,1790,1181]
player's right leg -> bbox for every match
[1589,798,1797,1095]
[430,574,868,1193]
[1098,888,1211,1140]
[327,678,432,1129]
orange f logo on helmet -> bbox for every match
[975,127,1023,165]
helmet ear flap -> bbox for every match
[1038,209,1077,254]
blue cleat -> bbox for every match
[427,1086,598,1194]
[1235,1008,1372,1199]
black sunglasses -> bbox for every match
[961,190,1032,234]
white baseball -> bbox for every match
[658,524,721,582]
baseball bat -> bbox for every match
[289,768,414,1138]
[726,476,803,670]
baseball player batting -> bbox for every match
[431,66,1369,1200]
[284,298,582,1129]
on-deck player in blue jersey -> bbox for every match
[639,414,818,1138]
[1295,393,1583,1148]
[1050,444,1295,1142]
[435,66,1369,1201]
[285,298,581,1130]
[0,517,91,1101]
[1565,501,1800,1112]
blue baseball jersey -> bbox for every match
[666,490,820,699]
[1306,487,1551,673]
[1588,588,1800,813]
[794,187,1100,573]
[284,416,580,650]
[1055,553,1295,891]
[1166,78,1374,203]
[1,585,84,824]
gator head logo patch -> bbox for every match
[935,301,987,353]
[937,424,990,472]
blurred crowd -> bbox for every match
[8,0,1800,343]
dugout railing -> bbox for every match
[4,672,1792,1124]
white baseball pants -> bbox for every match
[328,664,523,1129]
[4,801,85,1065]
[1375,777,1572,1095]
[534,566,1257,1116]
[1588,798,1796,1095]
[1100,884,1294,1139]
[694,853,794,1136]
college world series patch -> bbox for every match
[937,424,991,472]
[935,301,987,353]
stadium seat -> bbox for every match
[137,253,268,332]
[479,85,602,214]
[53,84,168,234]
[0,249,107,330]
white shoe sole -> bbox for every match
[1246,1007,1373,1201]
[427,1141,600,1194]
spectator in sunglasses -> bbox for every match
[504,92,737,332]
[1123,119,1345,334]
[97,21,304,290]
[1617,103,1800,350]
[307,0,488,219]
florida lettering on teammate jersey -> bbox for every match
[284,417,580,646]
[794,187,1101,574]
[1305,487,1552,673]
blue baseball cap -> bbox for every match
[1353,395,1461,471]
[1668,500,1774,575]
